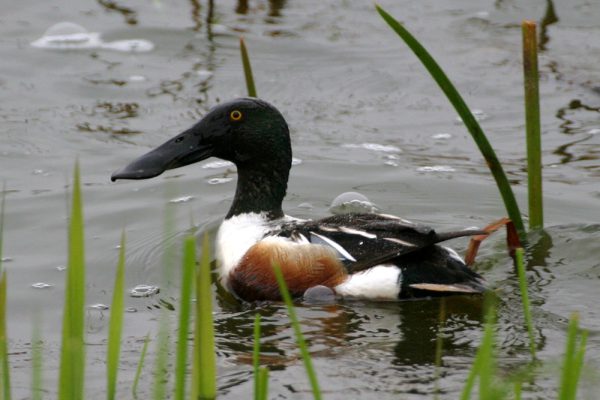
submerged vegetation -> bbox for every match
[0,3,592,400]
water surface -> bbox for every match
[1,0,600,398]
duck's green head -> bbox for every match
[111,98,291,181]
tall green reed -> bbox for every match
[0,271,10,400]
[107,230,126,400]
[272,265,322,400]
[515,248,536,359]
[132,333,151,399]
[0,182,5,275]
[174,235,196,400]
[240,37,257,97]
[460,297,509,400]
[559,314,588,400]
[31,311,42,400]
[522,20,544,230]
[375,4,526,241]
[253,314,269,400]
[58,161,86,400]
[192,234,216,400]
[0,183,9,400]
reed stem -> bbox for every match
[240,37,257,97]
[272,265,321,400]
[522,20,544,230]
[515,248,536,359]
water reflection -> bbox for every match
[235,0,287,17]
[539,0,559,51]
[96,0,138,25]
[214,295,486,371]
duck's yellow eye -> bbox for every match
[230,110,243,121]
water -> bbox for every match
[2,0,600,398]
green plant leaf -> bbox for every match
[194,233,216,400]
[58,160,86,400]
[107,230,126,400]
[272,264,321,400]
[174,235,196,400]
[375,4,526,241]
[240,37,257,98]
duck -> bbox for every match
[111,97,489,302]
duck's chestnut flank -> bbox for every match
[112,98,489,301]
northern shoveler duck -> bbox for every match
[111,98,488,301]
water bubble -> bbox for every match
[297,202,313,209]
[129,284,160,298]
[432,133,453,140]
[207,177,233,185]
[384,160,398,167]
[343,143,401,153]
[169,195,194,204]
[89,303,109,310]
[101,39,154,53]
[292,157,303,165]
[31,282,54,289]
[129,75,147,82]
[330,192,379,214]
[1,257,13,263]
[416,165,456,173]
[31,22,101,49]
[31,22,154,53]
[202,160,234,169]
[56,265,66,271]
[125,307,138,313]
[456,109,487,123]
[588,128,600,135]
[196,70,213,80]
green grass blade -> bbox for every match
[132,333,151,399]
[477,309,497,400]
[571,330,588,400]
[375,4,526,241]
[515,248,536,359]
[174,236,196,400]
[107,230,126,400]
[0,181,5,275]
[522,20,543,230]
[240,37,257,97]
[272,265,321,400]
[0,271,10,400]
[194,233,216,400]
[559,313,587,400]
[253,314,270,400]
[514,381,522,400]
[460,350,480,400]
[152,317,169,400]
[31,310,43,400]
[253,313,260,400]
[58,160,86,400]
[257,367,269,400]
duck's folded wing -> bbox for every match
[274,213,485,273]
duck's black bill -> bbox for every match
[111,128,213,181]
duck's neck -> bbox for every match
[226,159,291,220]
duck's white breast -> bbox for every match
[216,213,271,282]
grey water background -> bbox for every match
[2,0,600,398]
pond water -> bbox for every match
[2,0,600,398]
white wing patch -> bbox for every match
[335,264,402,300]
[338,226,377,239]
[309,232,357,262]
[383,237,417,247]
